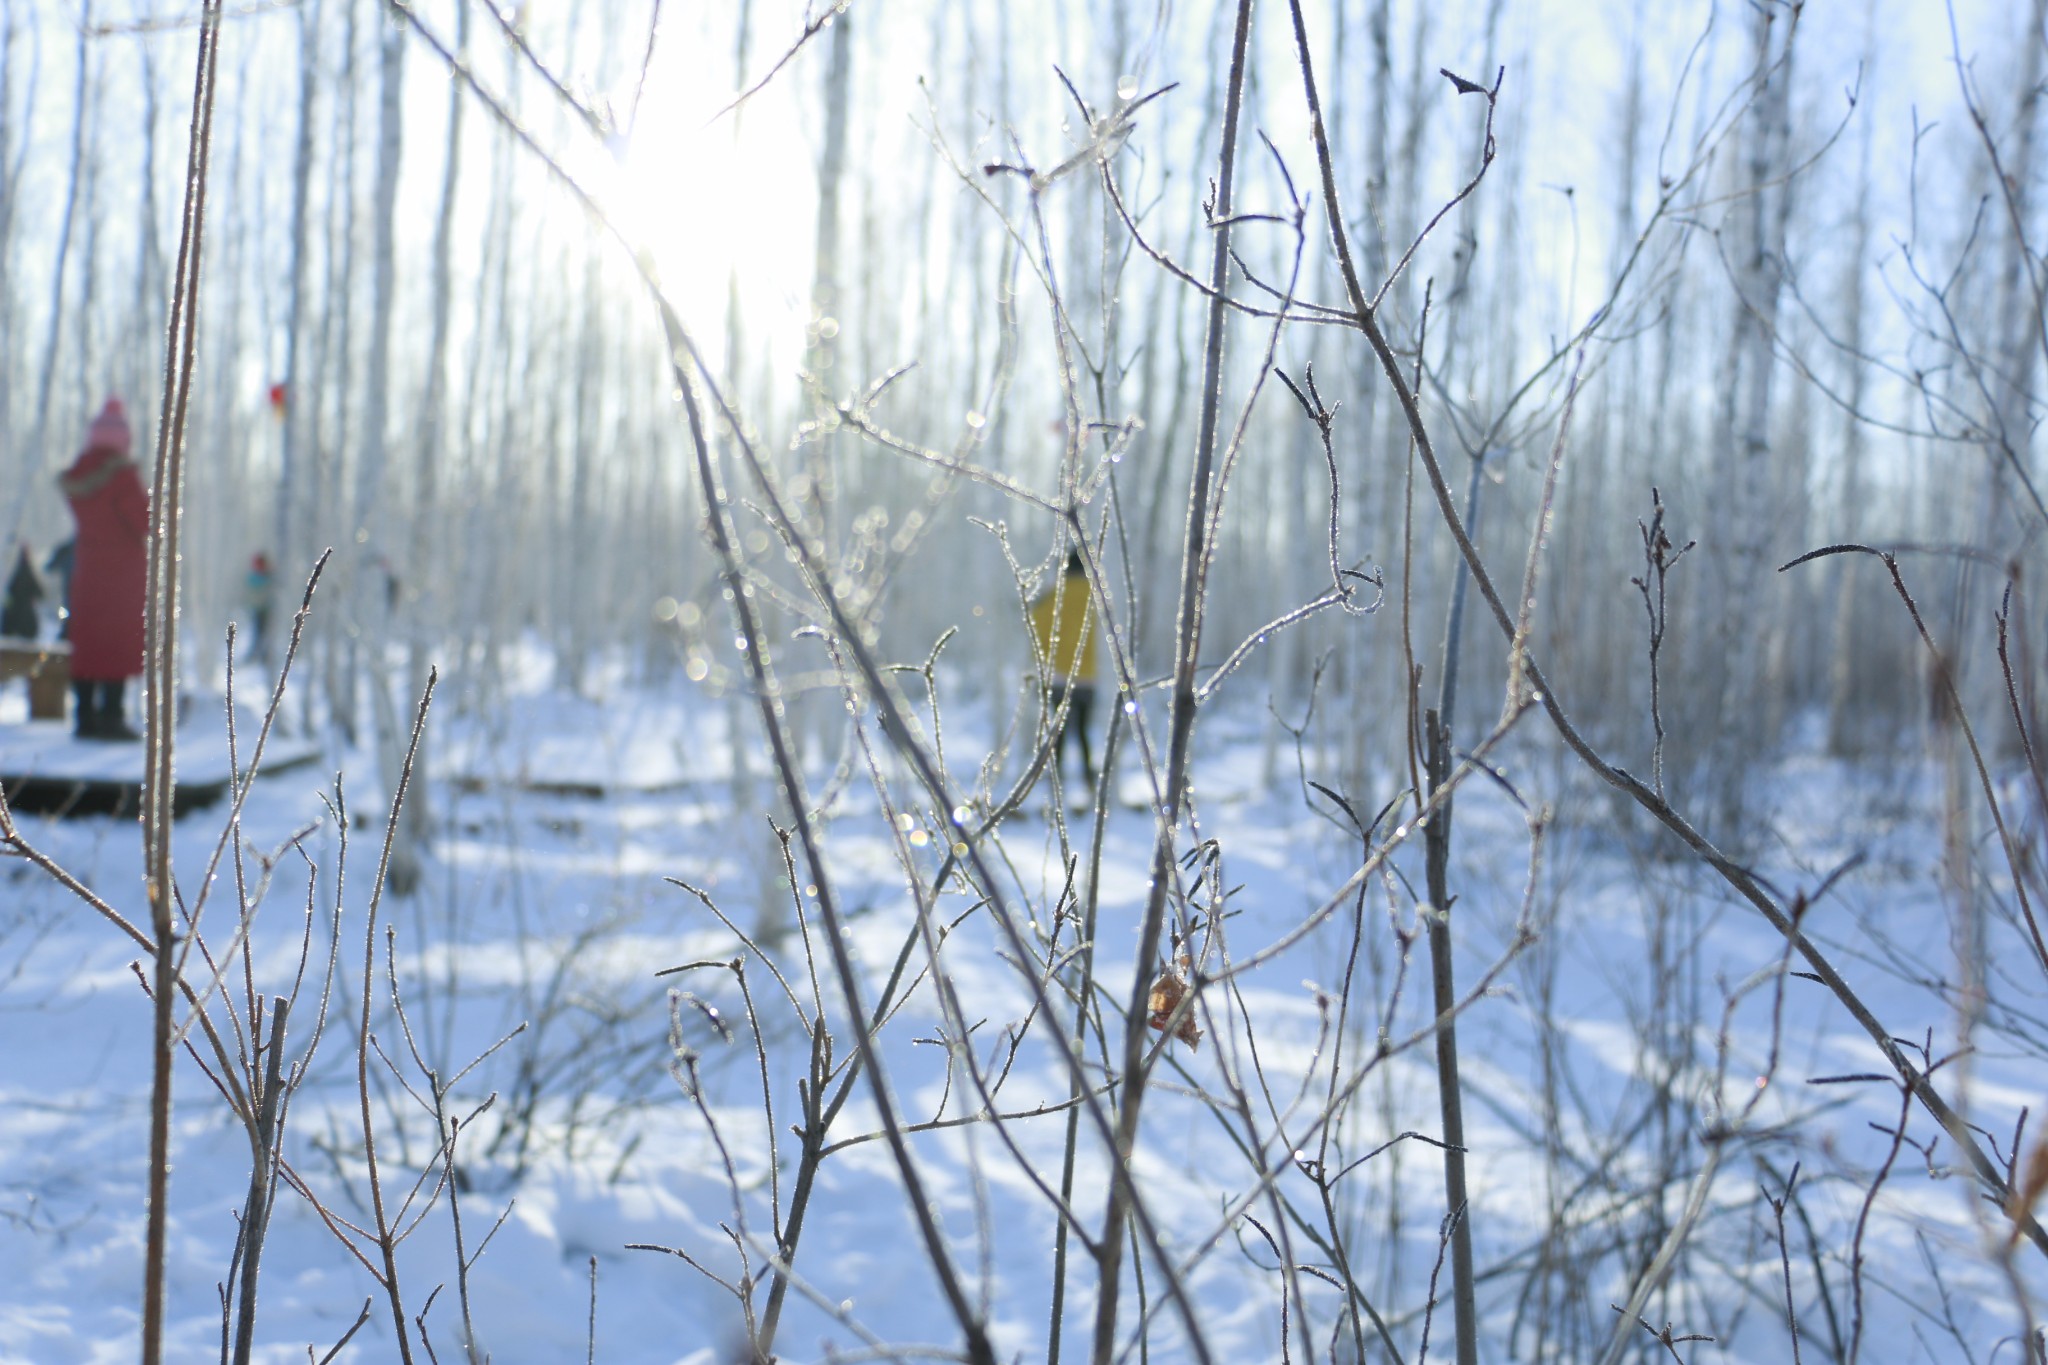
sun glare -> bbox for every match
[603,73,817,362]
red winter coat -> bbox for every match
[60,446,150,681]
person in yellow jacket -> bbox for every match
[1028,549,1099,791]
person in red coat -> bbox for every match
[59,399,148,740]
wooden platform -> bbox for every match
[0,720,321,817]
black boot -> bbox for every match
[72,680,101,738]
[95,680,140,742]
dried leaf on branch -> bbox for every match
[1147,957,1202,1051]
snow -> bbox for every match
[0,666,2042,1363]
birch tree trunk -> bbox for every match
[1712,1,1798,833]
[723,0,760,874]
[126,41,167,435]
[0,6,21,462]
[416,0,466,572]
[803,5,853,526]
[318,0,364,742]
[390,0,468,855]
[361,8,423,895]
[355,11,403,553]
[564,243,602,696]
[1827,57,1874,755]
[794,7,854,771]
[1984,0,2048,548]
[75,56,100,434]
[30,3,91,468]
[457,38,519,680]
[274,0,321,690]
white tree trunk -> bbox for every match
[361,12,422,895]
[273,0,320,694]
[29,3,92,468]
[1713,1,1798,828]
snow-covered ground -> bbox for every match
[0,661,2041,1363]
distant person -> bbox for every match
[376,552,400,613]
[1027,548,1099,793]
[43,537,74,639]
[244,551,275,660]
[59,398,147,741]
[1,544,42,639]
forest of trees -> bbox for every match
[3,0,2048,1360]
[0,0,2033,784]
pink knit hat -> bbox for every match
[87,398,132,455]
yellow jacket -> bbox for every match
[1028,570,1098,683]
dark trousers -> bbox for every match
[1048,680,1097,789]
